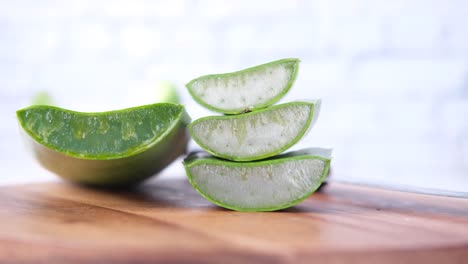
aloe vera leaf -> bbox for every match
[16,103,190,187]
[155,81,181,104]
[188,101,320,161]
[183,148,332,212]
[30,91,55,106]
[127,80,181,107]
[186,58,300,114]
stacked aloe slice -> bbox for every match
[184,59,332,211]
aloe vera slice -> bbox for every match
[16,103,190,187]
[183,148,332,211]
[189,101,320,161]
[186,58,300,114]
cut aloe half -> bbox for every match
[183,148,332,211]
[186,58,300,114]
[189,101,320,161]
[16,103,190,187]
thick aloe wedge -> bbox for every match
[186,58,300,114]
[16,103,190,187]
[189,101,320,161]
[183,148,331,211]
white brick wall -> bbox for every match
[0,0,467,192]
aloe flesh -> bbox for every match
[17,103,190,187]
[188,101,320,161]
[183,148,332,211]
[186,58,300,114]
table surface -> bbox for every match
[1,178,467,264]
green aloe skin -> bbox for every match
[184,148,332,212]
[17,103,190,187]
[188,101,320,162]
[186,58,300,114]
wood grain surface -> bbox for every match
[0,178,467,264]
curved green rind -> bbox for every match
[183,148,332,212]
[17,103,190,187]
[188,101,319,161]
[186,58,300,114]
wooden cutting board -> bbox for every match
[0,178,467,264]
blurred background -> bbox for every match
[0,0,467,192]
